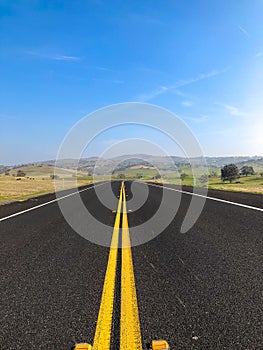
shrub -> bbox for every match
[50,174,59,179]
[180,173,187,181]
[199,174,208,184]
[221,164,239,183]
[17,170,26,177]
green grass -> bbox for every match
[3,164,263,201]
[207,175,263,194]
[113,166,263,194]
[12,190,52,201]
[112,167,158,180]
[77,176,93,181]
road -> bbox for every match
[0,181,262,350]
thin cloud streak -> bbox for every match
[136,67,229,102]
[238,25,250,38]
[173,89,199,102]
[94,66,116,72]
[26,51,81,61]
[181,100,193,107]
[185,115,209,123]
[220,103,248,117]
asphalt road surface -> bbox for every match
[0,181,262,350]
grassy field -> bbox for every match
[161,173,263,194]
[112,167,159,180]
[207,175,263,194]
[0,176,95,203]
[1,164,263,204]
[8,165,88,178]
[113,166,263,194]
[0,165,93,204]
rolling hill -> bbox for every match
[1,155,263,176]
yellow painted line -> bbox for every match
[120,183,143,350]
[93,181,124,350]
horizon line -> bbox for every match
[2,154,263,167]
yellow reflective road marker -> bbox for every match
[92,182,124,350]
[120,184,143,350]
[152,339,170,350]
[74,344,92,350]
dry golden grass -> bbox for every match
[208,184,263,194]
[9,165,87,178]
[0,175,92,204]
[130,165,155,169]
[2,164,262,204]
[0,177,54,199]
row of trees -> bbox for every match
[221,164,255,183]
[180,164,259,185]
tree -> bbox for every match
[180,173,187,181]
[50,174,59,179]
[209,170,218,178]
[240,165,255,176]
[199,174,208,185]
[221,164,239,183]
[17,170,26,177]
[118,173,125,179]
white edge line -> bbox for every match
[0,182,107,223]
[138,181,263,213]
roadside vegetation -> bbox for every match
[1,162,263,204]
[112,164,263,194]
[0,165,93,204]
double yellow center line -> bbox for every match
[93,181,142,350]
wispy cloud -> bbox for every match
[173,89,191,98]
[136,67,229,101]
[26,51,81,61]
[220,103,248,117]
[255,52,263,58]
[181,100,193,107]
[94,66,116,72]
[238,25,250,38]
[137,86,169,101]
[53,55,80,61]
[185,115,209,123]
[172,89,199,102]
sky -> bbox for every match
[1,0,263,165]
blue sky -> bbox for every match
[1,0,263,164]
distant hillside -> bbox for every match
[204,156,263,168]
[1,155,263,174]
[2,164,87,178]
[235,157,263,171]
[0,165,9,174]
